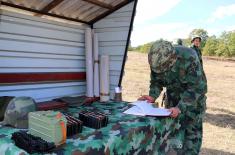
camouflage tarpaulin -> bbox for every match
[0,102,184,155]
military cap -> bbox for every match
[148,40,177,73]
[191,35,201,43]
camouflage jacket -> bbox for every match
[191,45,207,84]
[191,45,203,66]
[149,46,207,114]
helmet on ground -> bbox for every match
[148,40,177,73]
[0,96,36,129]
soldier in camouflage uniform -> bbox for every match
[191,35,207,84]
[139,40,207,155]
[191,35,203,66]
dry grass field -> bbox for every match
[122,52,235,155]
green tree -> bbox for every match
[215,31,235,57]
[203,35,218,56]
[227,31,235,56]
[215,42,229,57]
[189,29,209,48]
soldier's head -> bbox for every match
[191,35,201,47]
[0,96,36,129]
[177,39,183,45]
[148,40,177,73]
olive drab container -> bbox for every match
[28,111,67,146]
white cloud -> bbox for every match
[130,0,184,46]
[208,4,235,23]
[225,25,235,32]
[131,22,192,46]
[134,0,181,24]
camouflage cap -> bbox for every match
[0,96,36,129]
[191,35,201,43]
[148,40,177,73]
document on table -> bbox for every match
[123,101,171,116]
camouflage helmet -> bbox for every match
[191,35,201,43]
[148,40,177,73]
[0,97,36,129]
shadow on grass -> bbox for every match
[200,148,235,155]
[204,112,235,129]
[208,107,235,116]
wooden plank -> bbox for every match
[36,0,65,16]
[0,72,86,84]
[82,0,113,9]
[1,1,91,25]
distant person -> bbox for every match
[191,35,203,66]
[177,38,183,45]
[173,38,183,46]
[138,40,207,155]
[191,35,207,82]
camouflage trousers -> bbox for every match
[164,94,206,155]
[181,113,203,155]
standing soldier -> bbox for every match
[191,35,207,83]
[191,35,203,66]
[139,40,207,154]
[177,38,183,46]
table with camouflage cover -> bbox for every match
[0,102,184,155]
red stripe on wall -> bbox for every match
[0,72,86,84]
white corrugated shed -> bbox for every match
[0,10,88,101]
[93,1,135,98]
[0,0,137,101]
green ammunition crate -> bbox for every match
[28,111,67,146]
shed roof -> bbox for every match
[1,0,135,25]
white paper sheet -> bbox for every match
[123,106,145,116]
[124,101,171,116]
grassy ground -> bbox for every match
[122,52,235,155]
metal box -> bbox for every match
[28,111,67,146]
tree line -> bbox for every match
[129,29,235,57]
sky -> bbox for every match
[130,0,235,47]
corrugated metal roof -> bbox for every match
[1,0,135,25]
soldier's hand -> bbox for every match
[138,95,155,103]
[168,107,181,118]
